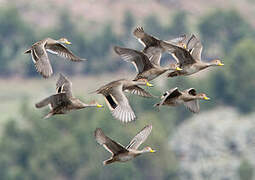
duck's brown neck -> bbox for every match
[132,80,147,86]
[195,62,210,70]
[73,99,87,109]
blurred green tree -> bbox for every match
[0,99,179,179]
[144,15,165,37]
[211,38,255,113]
[198,9,254,55]
[0,6,35,76]
[123,11,135,36]
[167,11,188,36]
[239,160,254,180]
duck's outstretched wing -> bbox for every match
[31,44,53,78]
[190,39,203,61]
[35,93,69,109]
[126,125,152,150]
[184,88,200,113]
[155,87,182,107]
[184,100,200,113]
[160,41,196,66]
[94,128,128,155]
[133,26,159,48]
[114,46,153,73]
[56,73,73,97]
[104,85,136,123]
[47,43,86,62]
[125,85,153,98]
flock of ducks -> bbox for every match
[25,26,223,165]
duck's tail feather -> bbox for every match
[103,158,115,165]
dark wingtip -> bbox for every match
[113,46,121,54]
[58,72,66,78]
[94,128,99,136]
[94,128,104,138]
[133,26,144,33]
[24,49,31,54]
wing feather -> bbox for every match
[94,128,128,155]
[35,93,69,109]
[32,45,53,78]
[156,87,182,107]
[56,73,73,97]
[107,85,136,123]
[184,100,200,113]
[47,43,86,62]
[125,85,153,98]
[160,41,196,66]
[114,46,153,73]
[126,125,152,150]
[133,27,159,47]
[190,40,203,61]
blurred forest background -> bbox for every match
[0,0,255,179]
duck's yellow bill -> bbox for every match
[146,82,153,87]
[204,96,210,100]
[97,104,103,108]
[65,40,72,45]
[150,149,156,153]
[176,67,182,71]
[183,44,187,49]
[218,63,224,66]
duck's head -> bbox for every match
[197,93,210,100]
[180,42,187,49]
[136,78,153,87]
[168,63,182,71]
[142,146,156,153]
[210,59,224,66]
[58,38,72,45]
